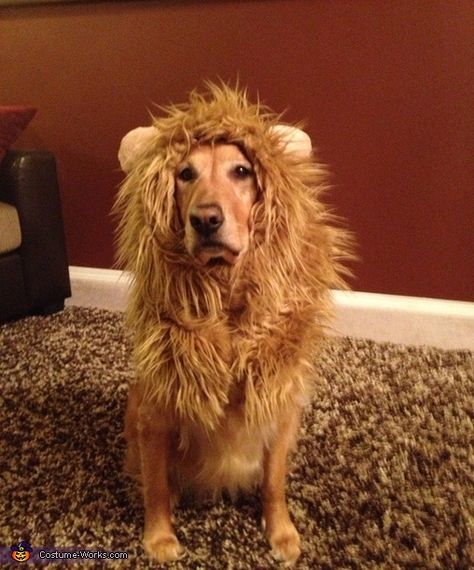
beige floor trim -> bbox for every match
[67,266,474,350]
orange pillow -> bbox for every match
[0,106,37,164]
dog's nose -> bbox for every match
[190,205,224,237]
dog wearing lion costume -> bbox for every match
[114,82,352,565]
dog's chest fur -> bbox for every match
[166,299,287,496]
[173,400,276,497]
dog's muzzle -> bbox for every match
[189,204,240,266]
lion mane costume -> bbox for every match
[116,82,351,428]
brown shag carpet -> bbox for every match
[0,307,472,569]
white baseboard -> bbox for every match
[67,266,131,313]
[330,290,474,350]
[67,266,474,350]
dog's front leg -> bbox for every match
[138,404,183,563]
[262,406,301,566]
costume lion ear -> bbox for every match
[118,126,157,173]
[271,124,312,158]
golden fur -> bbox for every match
[114,83,352,564]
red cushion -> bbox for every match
[0,106,37,164]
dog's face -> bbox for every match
[175,143,258,266]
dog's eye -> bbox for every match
[177,166,195,182]
[233,165,253,179]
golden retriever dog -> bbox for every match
[114,83,351,565]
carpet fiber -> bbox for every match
[0,307,472,569]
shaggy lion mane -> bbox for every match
[114,82,353,435]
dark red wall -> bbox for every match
[1,1,473,301]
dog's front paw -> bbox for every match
[143,532,184,563]
[264,518,301,567]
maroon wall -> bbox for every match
[1,1,473,301]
